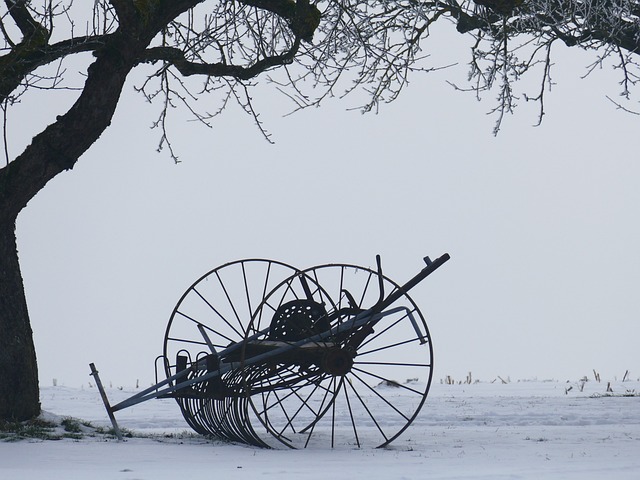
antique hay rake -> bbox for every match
[90,253,450,448]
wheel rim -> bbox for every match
[162,259,301,445]
[241,263,434,449]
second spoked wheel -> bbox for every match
[240,262,435,449]
[163,258,302,446]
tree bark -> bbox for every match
[0,219,40,420]
[0,32,144,421]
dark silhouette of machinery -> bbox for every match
[91,253,450,448]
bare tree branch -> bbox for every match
[141,40,300,79]
[4,0,49,42]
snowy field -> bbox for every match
[2,378,639,480]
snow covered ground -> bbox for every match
[2,378,639,479]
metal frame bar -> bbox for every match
[89,363,124,441]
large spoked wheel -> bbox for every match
[240,263,434,449]
[162,259,301,445]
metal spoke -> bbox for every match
[357,270,374,308]
[349,370,412,422]
[192,287,244,339]
[357,336,423,357]
[253,261,273,333]
[302,378,335,447]
[351,366,425,396]
[165,336,208,347]
[274,381,326,437]
[346,375,389,444]
[343,378,360,448]
[215,270,245,335]
[331,376,339,448]
[357,309,411,350]
[354,360,432,368]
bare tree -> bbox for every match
[0,0,638,420]
[0,0,444,421]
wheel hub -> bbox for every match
[321,348,354,376]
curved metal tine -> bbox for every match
[165,260,307,445]
[200,399,224,440]
[198,399,229,440]
[198,383,235,442]
[232,397,265,447]
[154,355,170,386]
[198,371,265,447]
[205,398,242,444]
[179,369,251,445]
[242,370,278,447]
[238,398,268,447]
[177,399,203,435]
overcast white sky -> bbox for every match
[11,21,640,389]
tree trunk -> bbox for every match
[0,23,154,422]
[0,219,40,420]
[0,5,191,421]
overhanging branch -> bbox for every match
[4,0,49,42]
[141,40,301,80]
[0,34,111,101]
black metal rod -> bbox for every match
[376,253,450,312]
[89,363,124,441]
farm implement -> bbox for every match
[90,253,450,448]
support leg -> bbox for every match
[89,363,124,441]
